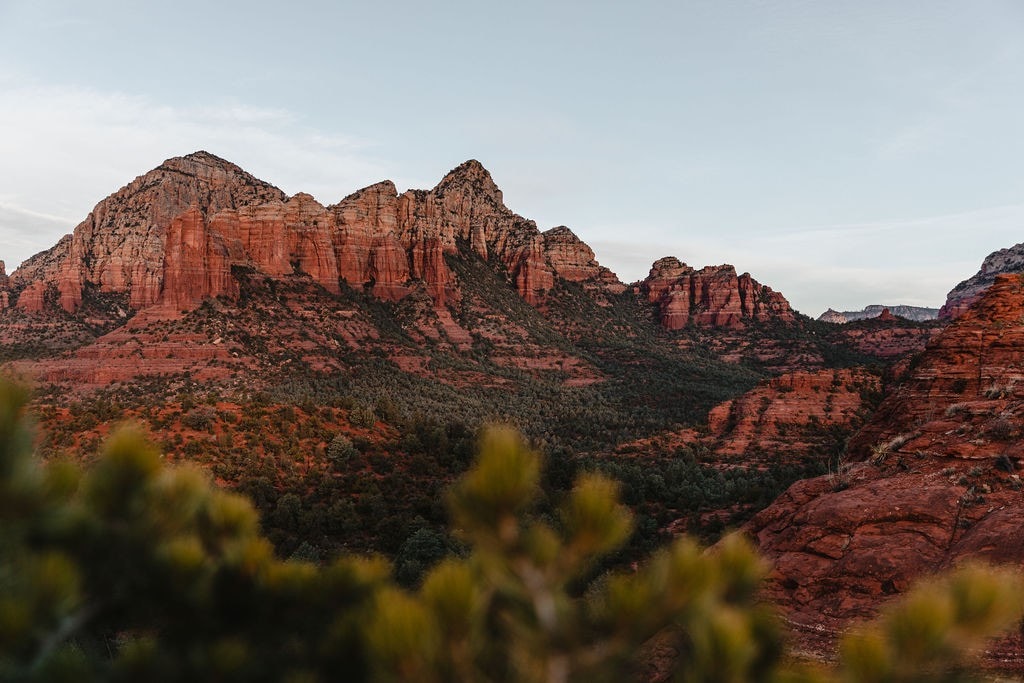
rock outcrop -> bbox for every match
[541,226,625,293]
[940,241,1024,319]
[639,257,795,329]
[747,273,1024,656]
[4,155,626,315]
[830,317,938,360]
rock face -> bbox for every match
[940,241,1024,319]
[747,273,1024,656]
[4,155,626,315]
[817,304,939,323]
[10,152,286,312]
[639,257,795,329]
[541,226,625,293]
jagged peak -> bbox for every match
[182,149,233,163]
[336,180,399,205]
[159,150,239,173]
[154,151,278,187]
[127,152,285,207]
[542,225,582,241]
[433,159,503,203]
[647,256,688,278]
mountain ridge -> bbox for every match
[0,152,794,332]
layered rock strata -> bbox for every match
[747,273,1024,657]
[639,257,795,329]
[940,241,1024,319]
[4,154,624,315]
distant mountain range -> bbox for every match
[817,304,939,323]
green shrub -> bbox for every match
[0,382,1021,682]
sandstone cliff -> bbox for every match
[747,273,1024,658]
[940,241,1024,319]
[10,152,286,312]
[4,155,626,315]
[639,256,795,329]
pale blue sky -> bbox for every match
[1,0,1022,315]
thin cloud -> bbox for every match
[0,201,75,225]
[591,201,1024,316]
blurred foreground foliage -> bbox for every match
[1,381,1022,682]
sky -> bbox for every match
[1,0,1022,317]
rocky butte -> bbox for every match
[0,152,820,395]
[638,256,794,330]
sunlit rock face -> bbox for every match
[639,256,795,330]
[6,155,628,314]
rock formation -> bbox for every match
[817,308,846,324]
[940,241,1024,319]
[3,154,627,315]
[541,226,625,293]
[9,152,286,312]
[639,257,795,329]
[746,273,1024,656]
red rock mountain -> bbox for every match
[1,153,628,316]
[940,241,1024,319]
[639,256,795,329]
[0,152,819,392]
[8,153,287,313]
[1,152,807,341]
[746,273,1024,658]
